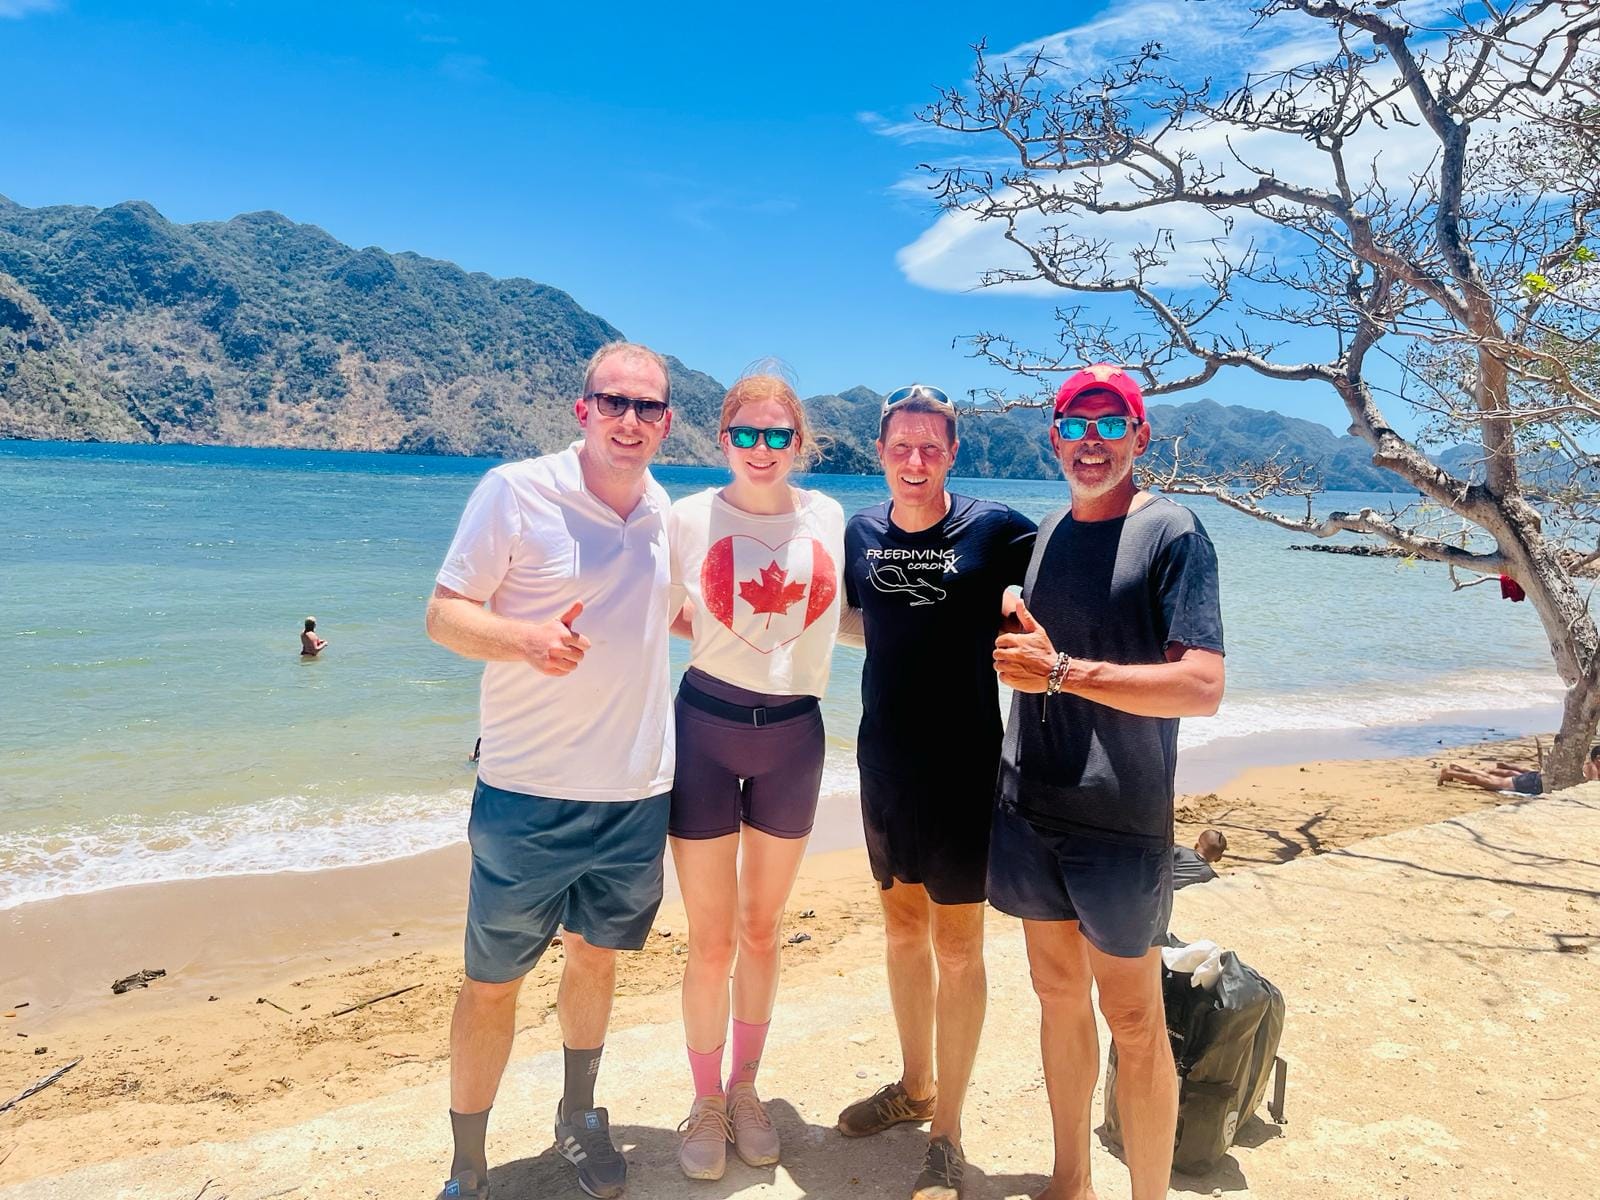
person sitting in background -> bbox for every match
[1172,829,1227,890]
[300,617,327,656]
[1438,745,1600,795]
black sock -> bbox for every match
[449,1107,491,1184]
[562,1044,604,1117]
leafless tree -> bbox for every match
[921,0,1600,785]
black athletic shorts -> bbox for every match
[859,763,998,906]
[986,804,1173,959]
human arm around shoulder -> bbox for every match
[837,604,866,649]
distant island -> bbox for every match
[1,195,1412,488]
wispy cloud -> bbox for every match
[672,194,799,234]
[439,53,490,84]
[0,0,60,18]
[891,0,1485,295]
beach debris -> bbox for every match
[800,909,816,919]
[191,1179,224,1200]
[848,1032,873,1045]
[13,1002,27,1009]
[656,927,673,937]
[550,934,564,948]
[2,1013,13,1019]
[256,997,293,1015]
[331,983,422,1017]
[111,968,167,995]
[208,995,219,1002]
[392,931,401,937]
[786,932,812,945]
[33,1047,45,1055]
[855,1069,868,1079]
[0,1057,81,1115]
[0,1144,13,1168]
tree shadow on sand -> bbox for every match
[488,1098,1052,1198]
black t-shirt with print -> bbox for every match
[845,494,1037,777]
[998,497,1225,848]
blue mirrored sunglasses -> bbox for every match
[882,384,950,413]
[727,425,795,450]
[1054,415,1138,441]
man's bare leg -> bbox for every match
[557,929,618,1059]
[927,900,987,1146]
[1088,943,1175,1200]
[880,881,937,1100]
[1023,919,1100,1200]
[450,975,525,1112]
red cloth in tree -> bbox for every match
[1499,575,1526,602]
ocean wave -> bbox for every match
[0,789,472,912]
[1179,668,1565,750]
[0,667,1565,911]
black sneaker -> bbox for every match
[911,1135,966,1200]
[554,1104,628,1199]
[436,1169,489,1199]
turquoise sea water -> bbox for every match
[0,440,1562,909]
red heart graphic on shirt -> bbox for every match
[701,534,837,653]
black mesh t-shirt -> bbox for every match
[997,496,1225,847]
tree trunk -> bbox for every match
[1550,671,1600,790]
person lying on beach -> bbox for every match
[665,369,843,1182]
[299,616,327,656]
[425,340,676,1200]
[834,383,1036,1200]
[1438,745,1600,795]
[990,364,1225,1200]
[1172,828,1228,890]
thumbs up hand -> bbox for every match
[994,594,1057,693]
[523,599,593,676]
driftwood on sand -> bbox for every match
[0,1057,81,1115]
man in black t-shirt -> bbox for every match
[835,384,1036,1200]
[990,364,1225,1200]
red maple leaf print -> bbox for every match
[738,560,807,629]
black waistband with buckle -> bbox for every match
[678,679,817,727]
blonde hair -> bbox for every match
[581,341,672,404]
[718,373,827,469]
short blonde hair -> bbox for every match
[718,374,826,469]
[582,341,672,405]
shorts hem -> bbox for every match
[561,926,652,953]
[669,825,742,841]
[743,817,813,840]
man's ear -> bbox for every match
[1133,420,1153,458]
[573,397,589,427]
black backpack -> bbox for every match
[1103,939,1287,1174]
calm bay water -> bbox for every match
[0,440,1562,909]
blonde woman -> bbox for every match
[667,371,844,1179]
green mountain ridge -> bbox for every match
[0,195,1403,487]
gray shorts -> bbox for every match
[465,779,671,984]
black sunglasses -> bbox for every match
[727,426,796,450]
[882,384,951,413]
[587,392,669,423]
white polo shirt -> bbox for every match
[436,444,675,802]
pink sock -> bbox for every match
[688,1043,725,1099]
[727,1018,770,1088]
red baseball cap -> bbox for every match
[1053,364,1146,421]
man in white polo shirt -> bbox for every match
[426,340,676,1200]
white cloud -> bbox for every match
[0,0,59,17]
[890,0,1526,296]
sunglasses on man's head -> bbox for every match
[587,392,669,423]
[1054,415,1139,442]
[882,384,951,413]
[727,426,796,450]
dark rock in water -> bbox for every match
[111,968,167,995]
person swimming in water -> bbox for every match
[300,617,328,657]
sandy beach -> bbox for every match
[1,731,1589,1196]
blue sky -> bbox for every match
[4,1,1355,427]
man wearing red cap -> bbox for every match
[990,364,1225,1200]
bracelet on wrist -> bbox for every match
[1046,652,1071,696]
